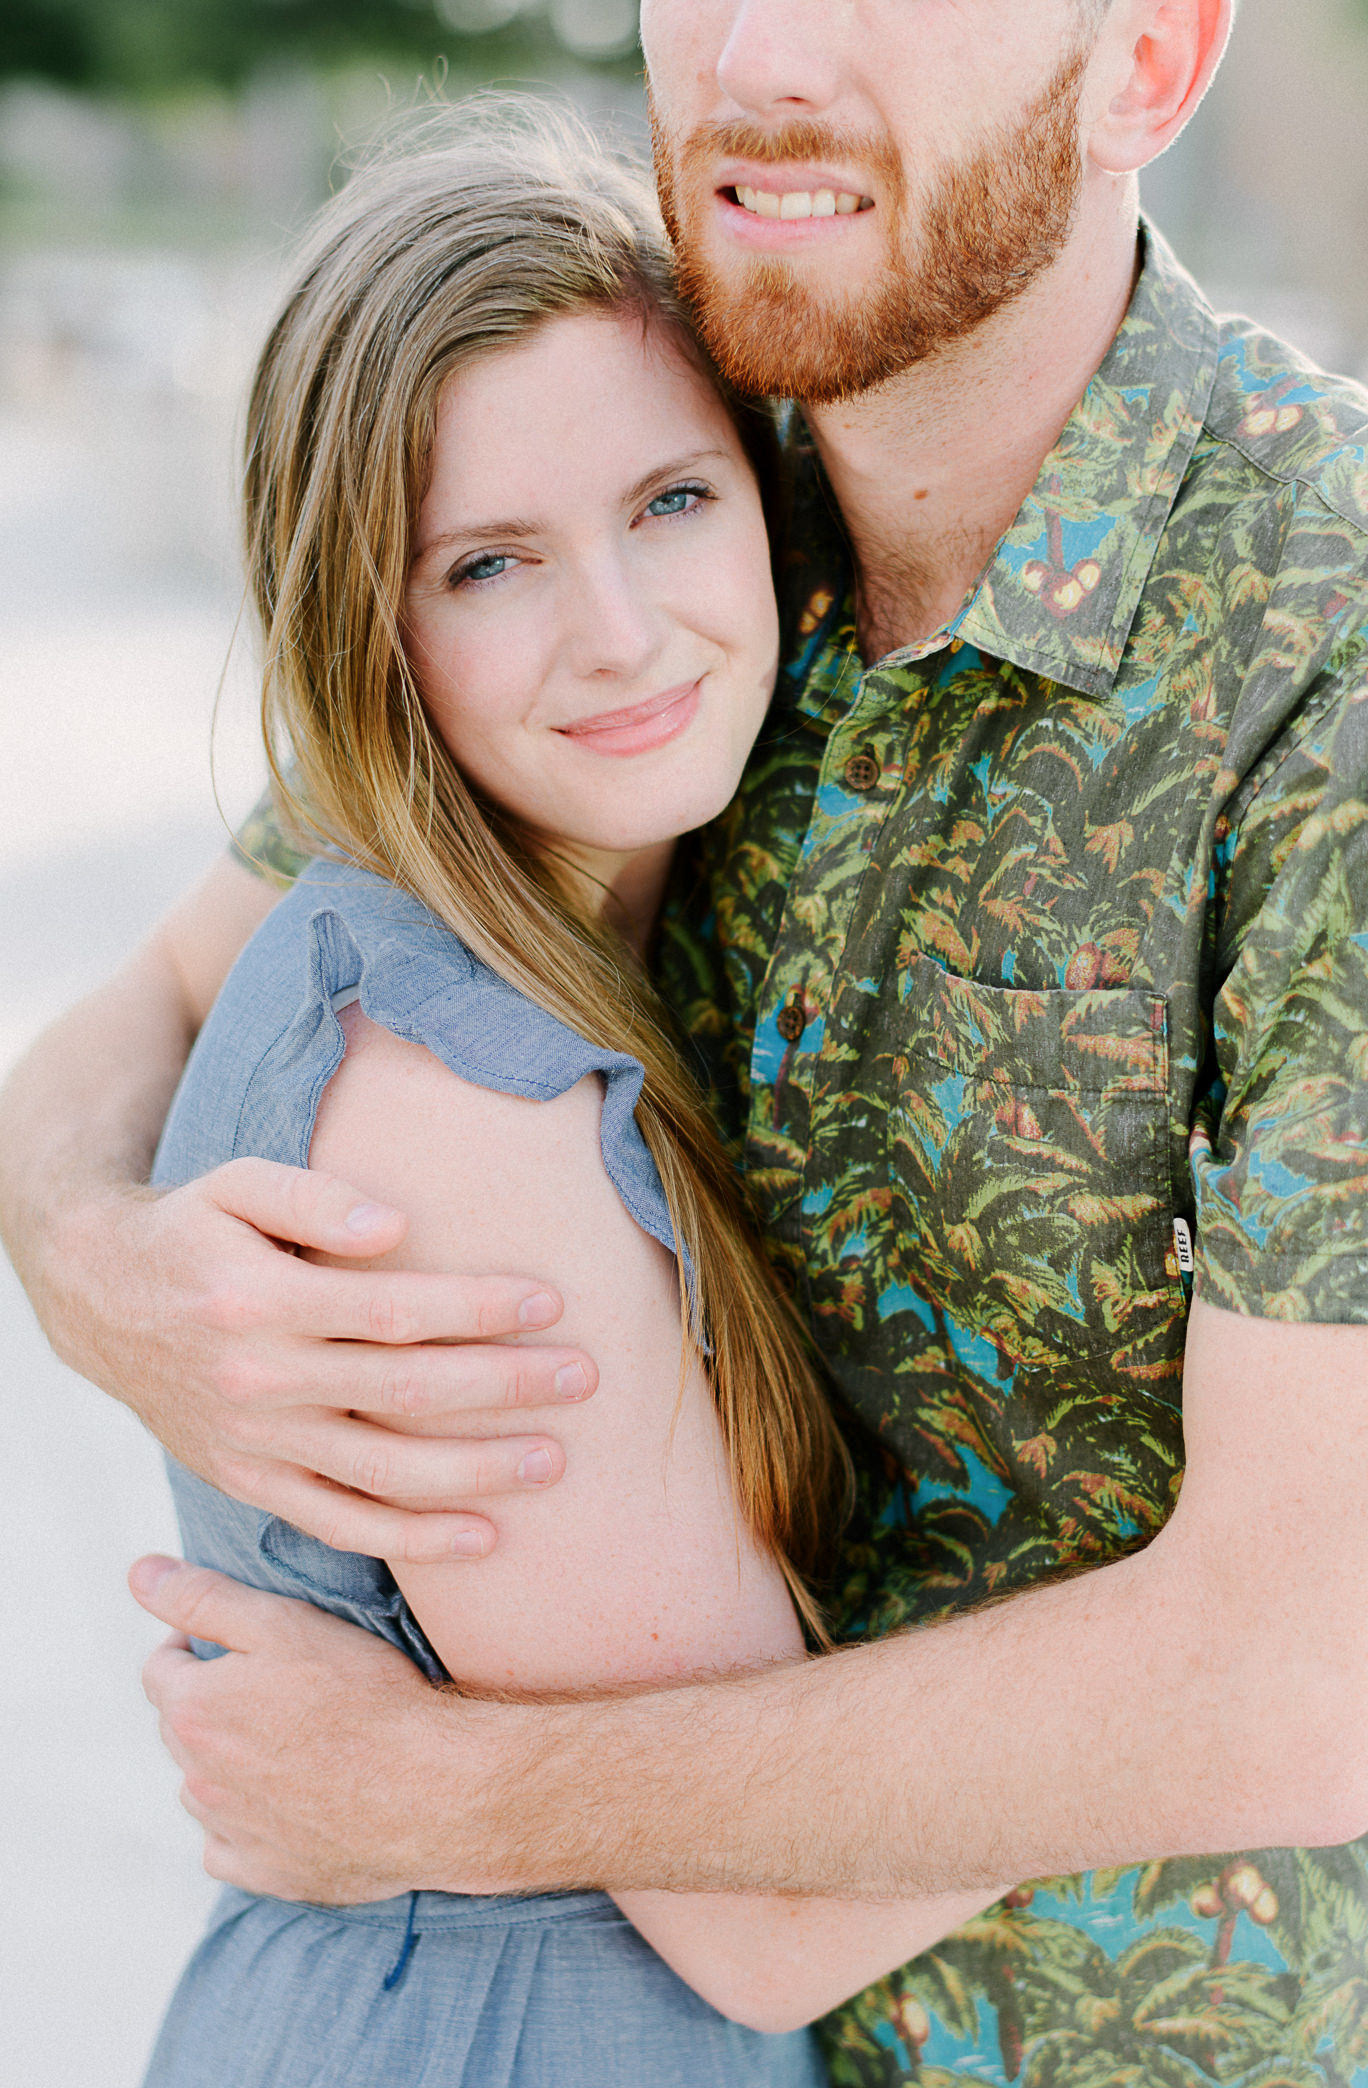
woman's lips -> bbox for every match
[555,681,702,757]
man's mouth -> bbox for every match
[727,185,873,222]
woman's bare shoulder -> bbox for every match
[309,1005,621,1274]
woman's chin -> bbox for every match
[584,804,736,855]
[592,769,750,853]
[514,757,753,864]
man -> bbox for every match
[7,0,1368,2079]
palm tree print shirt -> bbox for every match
[655,227,1368,2088]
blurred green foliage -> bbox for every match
[0,0,636,96]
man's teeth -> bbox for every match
[734,186,866,221]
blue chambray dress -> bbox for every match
[142,859,826,2088]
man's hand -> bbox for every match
[131,1555,539,1903]
[0,860,596,1563]
[68,1161,597,1562]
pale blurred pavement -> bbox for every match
[0,258,271,2087]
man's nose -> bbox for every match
[716,0,845,117]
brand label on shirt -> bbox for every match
[1173,1218,1196,1275]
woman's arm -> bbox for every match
[309,1007,801,1693]
[617,1885,1004,2033]
[307,1009,1006,2030]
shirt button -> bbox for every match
[776,1000,808,1043]
[842,748,881,792]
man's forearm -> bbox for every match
[407,1307,1368,1903]
[0,853,282,1399]
[0,939,194,1380]
[428,1519,1367,1903]
[126,1244,1368,1915]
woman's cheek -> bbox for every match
[428,615,513,745]
[709,524,779,683]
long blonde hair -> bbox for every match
[243,98,849,1627]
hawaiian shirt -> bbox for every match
[655,226,1368,2088]
[236,227,1368,2088]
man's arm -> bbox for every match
[1,855,594,1562]
[135,1298,1368,1904]
[1,856,275,1394]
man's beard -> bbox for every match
[651,48,1090,406]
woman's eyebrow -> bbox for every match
[621,447,731,508]
[412,515,540,564]
[413,450,734,566]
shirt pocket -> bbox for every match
[885,955,1181,1380]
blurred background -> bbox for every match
[2,1,1366,2080]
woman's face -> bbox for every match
[403,308,779,879]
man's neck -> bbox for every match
[807,191,1143,663]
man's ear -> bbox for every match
[1085,0,1234,175]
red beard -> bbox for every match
[651,47,1090,405]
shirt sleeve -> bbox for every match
[1191,657,1368,1322]
[230,786,314,888]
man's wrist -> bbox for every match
[38,1178,156,1390]
[416,1691,602,1897]
[417,1658,830,1902]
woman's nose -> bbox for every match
[567,558,668,682]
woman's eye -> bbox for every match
[452,552,516,588]
[643,482,712,521]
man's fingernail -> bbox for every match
[518,1448,555,1484]
[450,1529,491,1558]
[555,1363,589,1400]
[345,1201,393,1235]
[518,1291,558,1329]
[129,1555,180,1595]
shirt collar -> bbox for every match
[781,222,1220,703]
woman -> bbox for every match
[143,100,996,2088]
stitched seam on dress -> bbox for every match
[230,1047,284,1160]
[375,1018,563,1100]
[295,1898,616,1933]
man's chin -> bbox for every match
[672,240,850,395]
[683,279,893,405]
